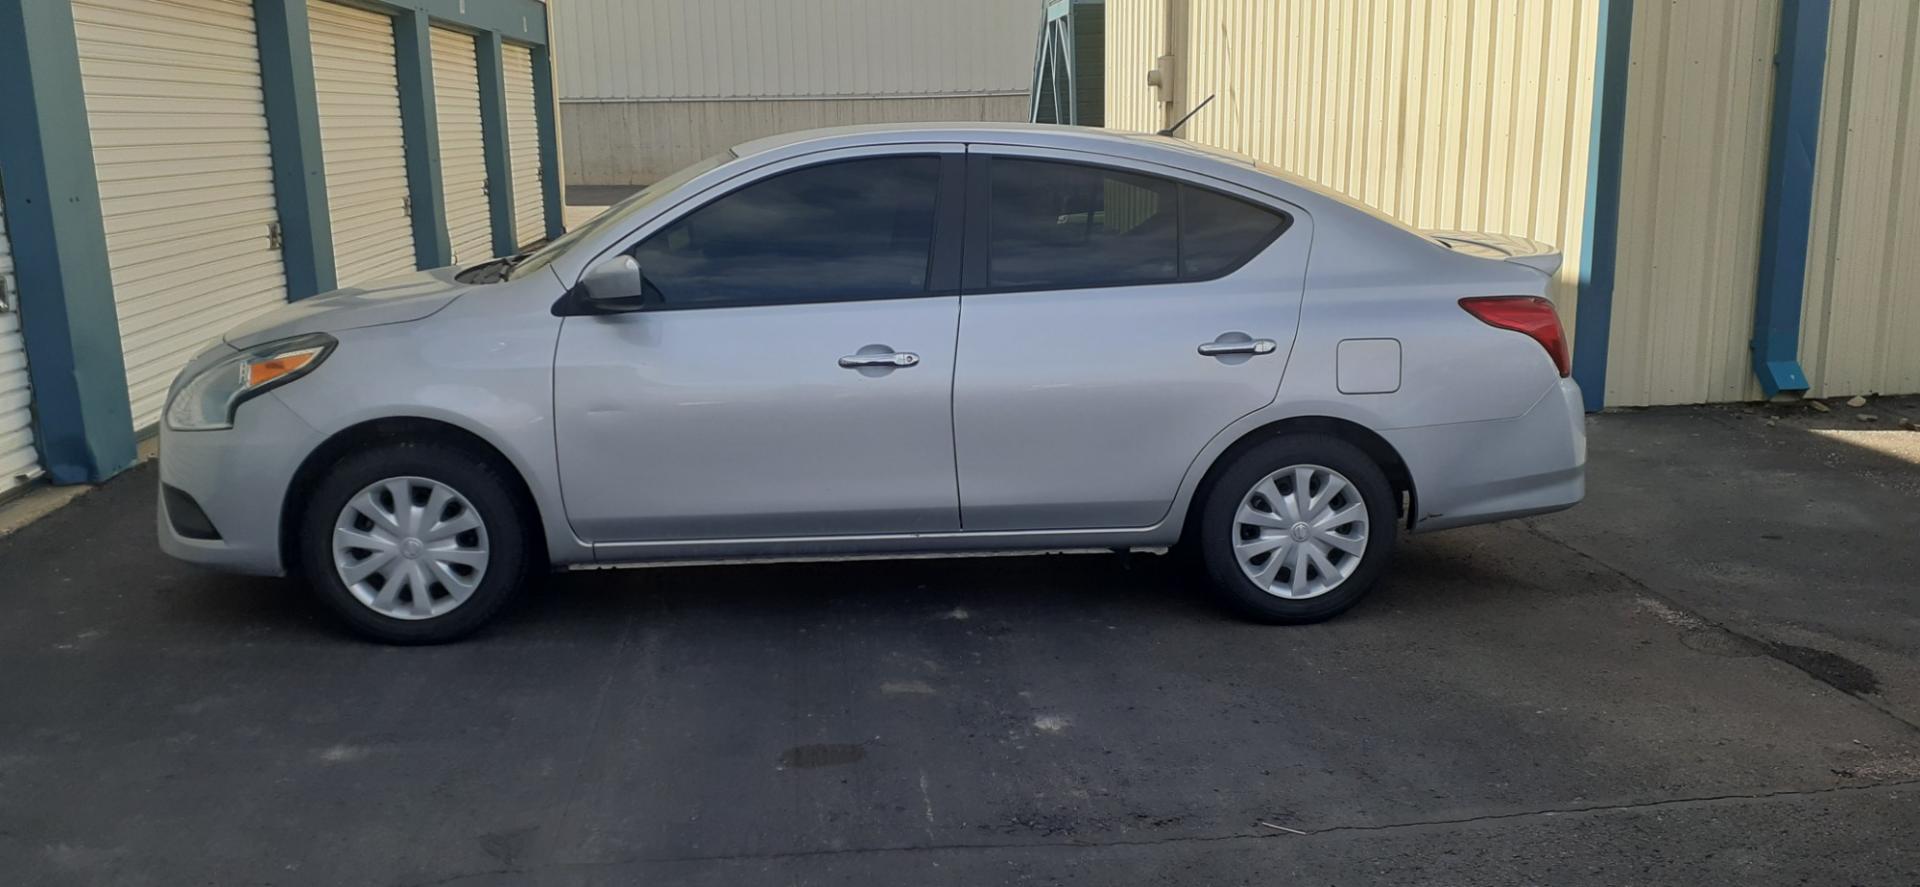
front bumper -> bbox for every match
[1384,377,1587,533]
[156,393,323,576]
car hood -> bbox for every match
[223,266,471,349]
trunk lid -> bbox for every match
[1426,230,1563,275]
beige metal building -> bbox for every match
[1800,1,1920,400]
[552,0,1041,185]
[1106,0,1920,408]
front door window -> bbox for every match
[634,157,942,307]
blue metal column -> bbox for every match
[474,31,519,257]
[531,45,565,239]
[393,9,453,268]
[1570,0,1635,412]
[0,0,137,483]
[1749,0,1830,398]
[255,0,337,300]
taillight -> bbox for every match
[1459,296,1570,377]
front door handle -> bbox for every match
[838,351,920,369]
[1198,338,1278,357]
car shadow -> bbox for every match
[158,524,1546,645]
[501,527,1537,640]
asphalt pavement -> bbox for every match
[2,399,1917,885]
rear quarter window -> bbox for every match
[1180,186,1290,279]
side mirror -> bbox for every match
[554,254,648,316]
[577,254,647,308]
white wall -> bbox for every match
[564,94,1029,185]
[552,0,1042,184]
[554,0,1039,101]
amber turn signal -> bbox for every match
[245,348,323,389]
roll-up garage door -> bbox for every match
[309,0,416,287]
[430,26,493,265]
[0,186,44,494]
[501,41,546,249]
[73,0,291,429]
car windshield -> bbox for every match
[509,151,734,280]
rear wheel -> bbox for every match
[297,440,533,644]
[1196,433,1397,623]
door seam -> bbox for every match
[948,294,965,531]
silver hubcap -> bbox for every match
[332,476,489,620]
[1232,464,1370,600]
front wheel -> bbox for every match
[1196,433,1398,623]
[297,440,534,644]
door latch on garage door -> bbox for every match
[267,221,284,251]
[403,195,413,219]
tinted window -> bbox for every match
[1181,185,1288,278]
[984,158,1290,291]
[987,158,1178,289]
[510,152,730,281]
[633,157,940,306]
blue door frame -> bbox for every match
[0,0,137,483]
[1570,0,1635,413]
[1749,0,1830,398]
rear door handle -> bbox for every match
[838,351,920,369]
[1197,338,1277,357]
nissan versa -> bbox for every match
[157,123,1586,643]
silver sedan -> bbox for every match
[157,123,1585,643]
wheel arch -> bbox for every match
[1179,415,1418,546]
[278,416,552,576]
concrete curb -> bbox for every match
[0,436,157,538]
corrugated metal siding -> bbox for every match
[0,185,43,493]
[310,0,417,286]
[1108,0,1599,332]
[1800,0,1920,398]
[431,26,494,264]
[553,0,1037,101]
[1604,0,1777,407]
[1104,0,1165,133]
[74,0,292,429]
[502,41,545,248]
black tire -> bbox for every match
[297,439,535,644]
[1196,433,1398,623]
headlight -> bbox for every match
[165,333,337,431]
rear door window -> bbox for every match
[981,157,1289,292]
[986,159,1178,290]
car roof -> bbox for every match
[731,122,1260,171]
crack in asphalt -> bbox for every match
[1517,520,1920,735]
[392,778,1920,886]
